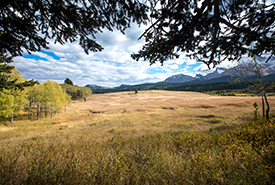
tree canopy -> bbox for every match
[0,0,148,91]
[28,80,71,119]
[0,68,28,123]
[132,0,275,68]
[1,0,274,71]
[64,78,74,85]
[0,54,37,92]
[60,84,92,99]
[0,0,148,56]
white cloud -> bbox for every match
[15,21,266,87]
[193,63,211,73]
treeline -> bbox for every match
[60,84,92,100]
[92,81,275,95]
[0,67,81,124]
[165,82,251,92]
[91,82,257,94]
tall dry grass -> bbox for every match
[0,91,275,184]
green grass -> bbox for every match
[0,118,274,184]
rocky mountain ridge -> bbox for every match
[164,64,275,84]
[85,63,275,90]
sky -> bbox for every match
[11,23,244,88]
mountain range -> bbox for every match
[163,67,227,83]
[85,64,275,92]
[85,84,111,90]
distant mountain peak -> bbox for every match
[164,73,195,83]
[115,84,130,89]
[215,67,226,74]
[195,74,203,78]
[85,84,111,90]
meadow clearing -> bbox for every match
[1,90,275,184]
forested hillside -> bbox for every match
[91,81,275,95]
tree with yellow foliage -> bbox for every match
[0,67,28,124]
[28,80,71,119]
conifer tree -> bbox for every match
[1,0,148,91]
[0,0,148,56]
[0,54,36,92]
[64,78,74,85]
[132,0,275,68]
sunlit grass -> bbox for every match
[0,118,274,184]
[0,91,275,184]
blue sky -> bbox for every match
[13,23,235,87]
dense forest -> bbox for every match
[91,81,275,95]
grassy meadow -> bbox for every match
[1,90,275,184]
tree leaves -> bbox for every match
[0,68,28,121]
[0,0,149,56]
[134,0,275,68]
[28,80,72,118]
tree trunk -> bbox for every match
[41,103,43,118]
[45,108,47,118]
[262,94,265,118]
[264,93,270,120]
[28,101,32,119]
[10,114,13,124]
[37,104,41,120]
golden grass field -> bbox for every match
[1,90,275,184]
[1,90,274,143]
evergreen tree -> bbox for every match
[0,0,148,56]
[64,78,74,85]
[0,0,148,91]
[2,0,273,75]
[132,0,275,68]
[0,54,37,92]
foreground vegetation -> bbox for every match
[0,118,274,184]
[1,91,275,184]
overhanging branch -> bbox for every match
[176,0,211,44]
[138,0,181,40]
[219,17,260,38]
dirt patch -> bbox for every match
[198,115,216,118]
[89,110,104,114]
[198,115,224,119]
[193,105,215,109]
[162,107,175,110]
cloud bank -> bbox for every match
[13,23,240,87]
